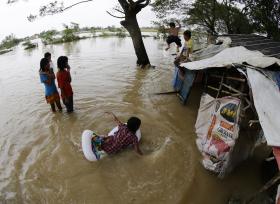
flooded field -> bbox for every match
[0,37,264,203]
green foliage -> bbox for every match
[39,30,58,44]
[62,23,80,42]
[152,21,168,38]
[22,40,37,50]
[235,0,280,39]
[107,26,117,32]
[152,0,253,35]
[218,3,253,34]
[186,0,253,34]
[186,0,217,33]
[100,32,110,37]
[0,34,21,50]
[0,49,12,55]
[151,0,188,19]
[115,28,127,38]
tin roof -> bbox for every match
[220,34,280,59]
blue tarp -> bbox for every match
[172,66,195,104]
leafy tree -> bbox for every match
[186,0,218,34]
[234,0,280,39]
[39,30,58,44]
[7,0,151,66]
[214,1,253,34]
[151,0,188,19]
[152,0,252,34]
[62,23,80,42]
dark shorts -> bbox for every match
[167,35,182,47]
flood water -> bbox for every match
[0,37,264,204]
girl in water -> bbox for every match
[56,56,74,113]
[95,112,143,156]
[39,58,62,112]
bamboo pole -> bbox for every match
[244,172,280,204]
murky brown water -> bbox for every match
[0,37,264,204]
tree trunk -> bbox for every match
[121,15,150,66]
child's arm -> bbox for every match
[105,112,122,125]
[67,69,72,83]
[134,142,143,156]
[185,48,191,60]
[176,20,181,29]
[41,73,52,85]
[48,72,55,80]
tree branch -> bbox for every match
[135,0,147,4]
[28,0,94,21]
[135,0,150,13]
[118,0,129,12]
[63,0,94,11]
[138,0,150,9]
[114,8,125,14]
[106,11,125,19]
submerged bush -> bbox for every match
[0,34,21,50]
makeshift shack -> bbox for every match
[173,34,280,179]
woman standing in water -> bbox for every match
[39,58,62,113]
[56,56,74,113]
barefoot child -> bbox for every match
[174,30,194,65]
[165,21,182,52]
[56,56,74,113]
[39,58,62,112]
[181,30,193,62]
[92,112,143,156]
[173,30,194,80]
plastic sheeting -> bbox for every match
[247,69,280,147]
[191,37,232,61]
[181,46,280,70]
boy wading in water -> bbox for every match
[165,21,182,52]
[39,58,62,112]
[92,112,143,156]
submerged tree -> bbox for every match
[62,23,80,42]
[8,0,151,66]
[0,34,21,50]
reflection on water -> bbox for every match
[0,37,262,203]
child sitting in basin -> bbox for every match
[93,112,143,156]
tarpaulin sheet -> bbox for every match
[181,46,280,70]
[247,69,280,147]
[172,66,195,104]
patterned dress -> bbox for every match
[101,124,138,154]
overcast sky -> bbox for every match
[0,0,156,41]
